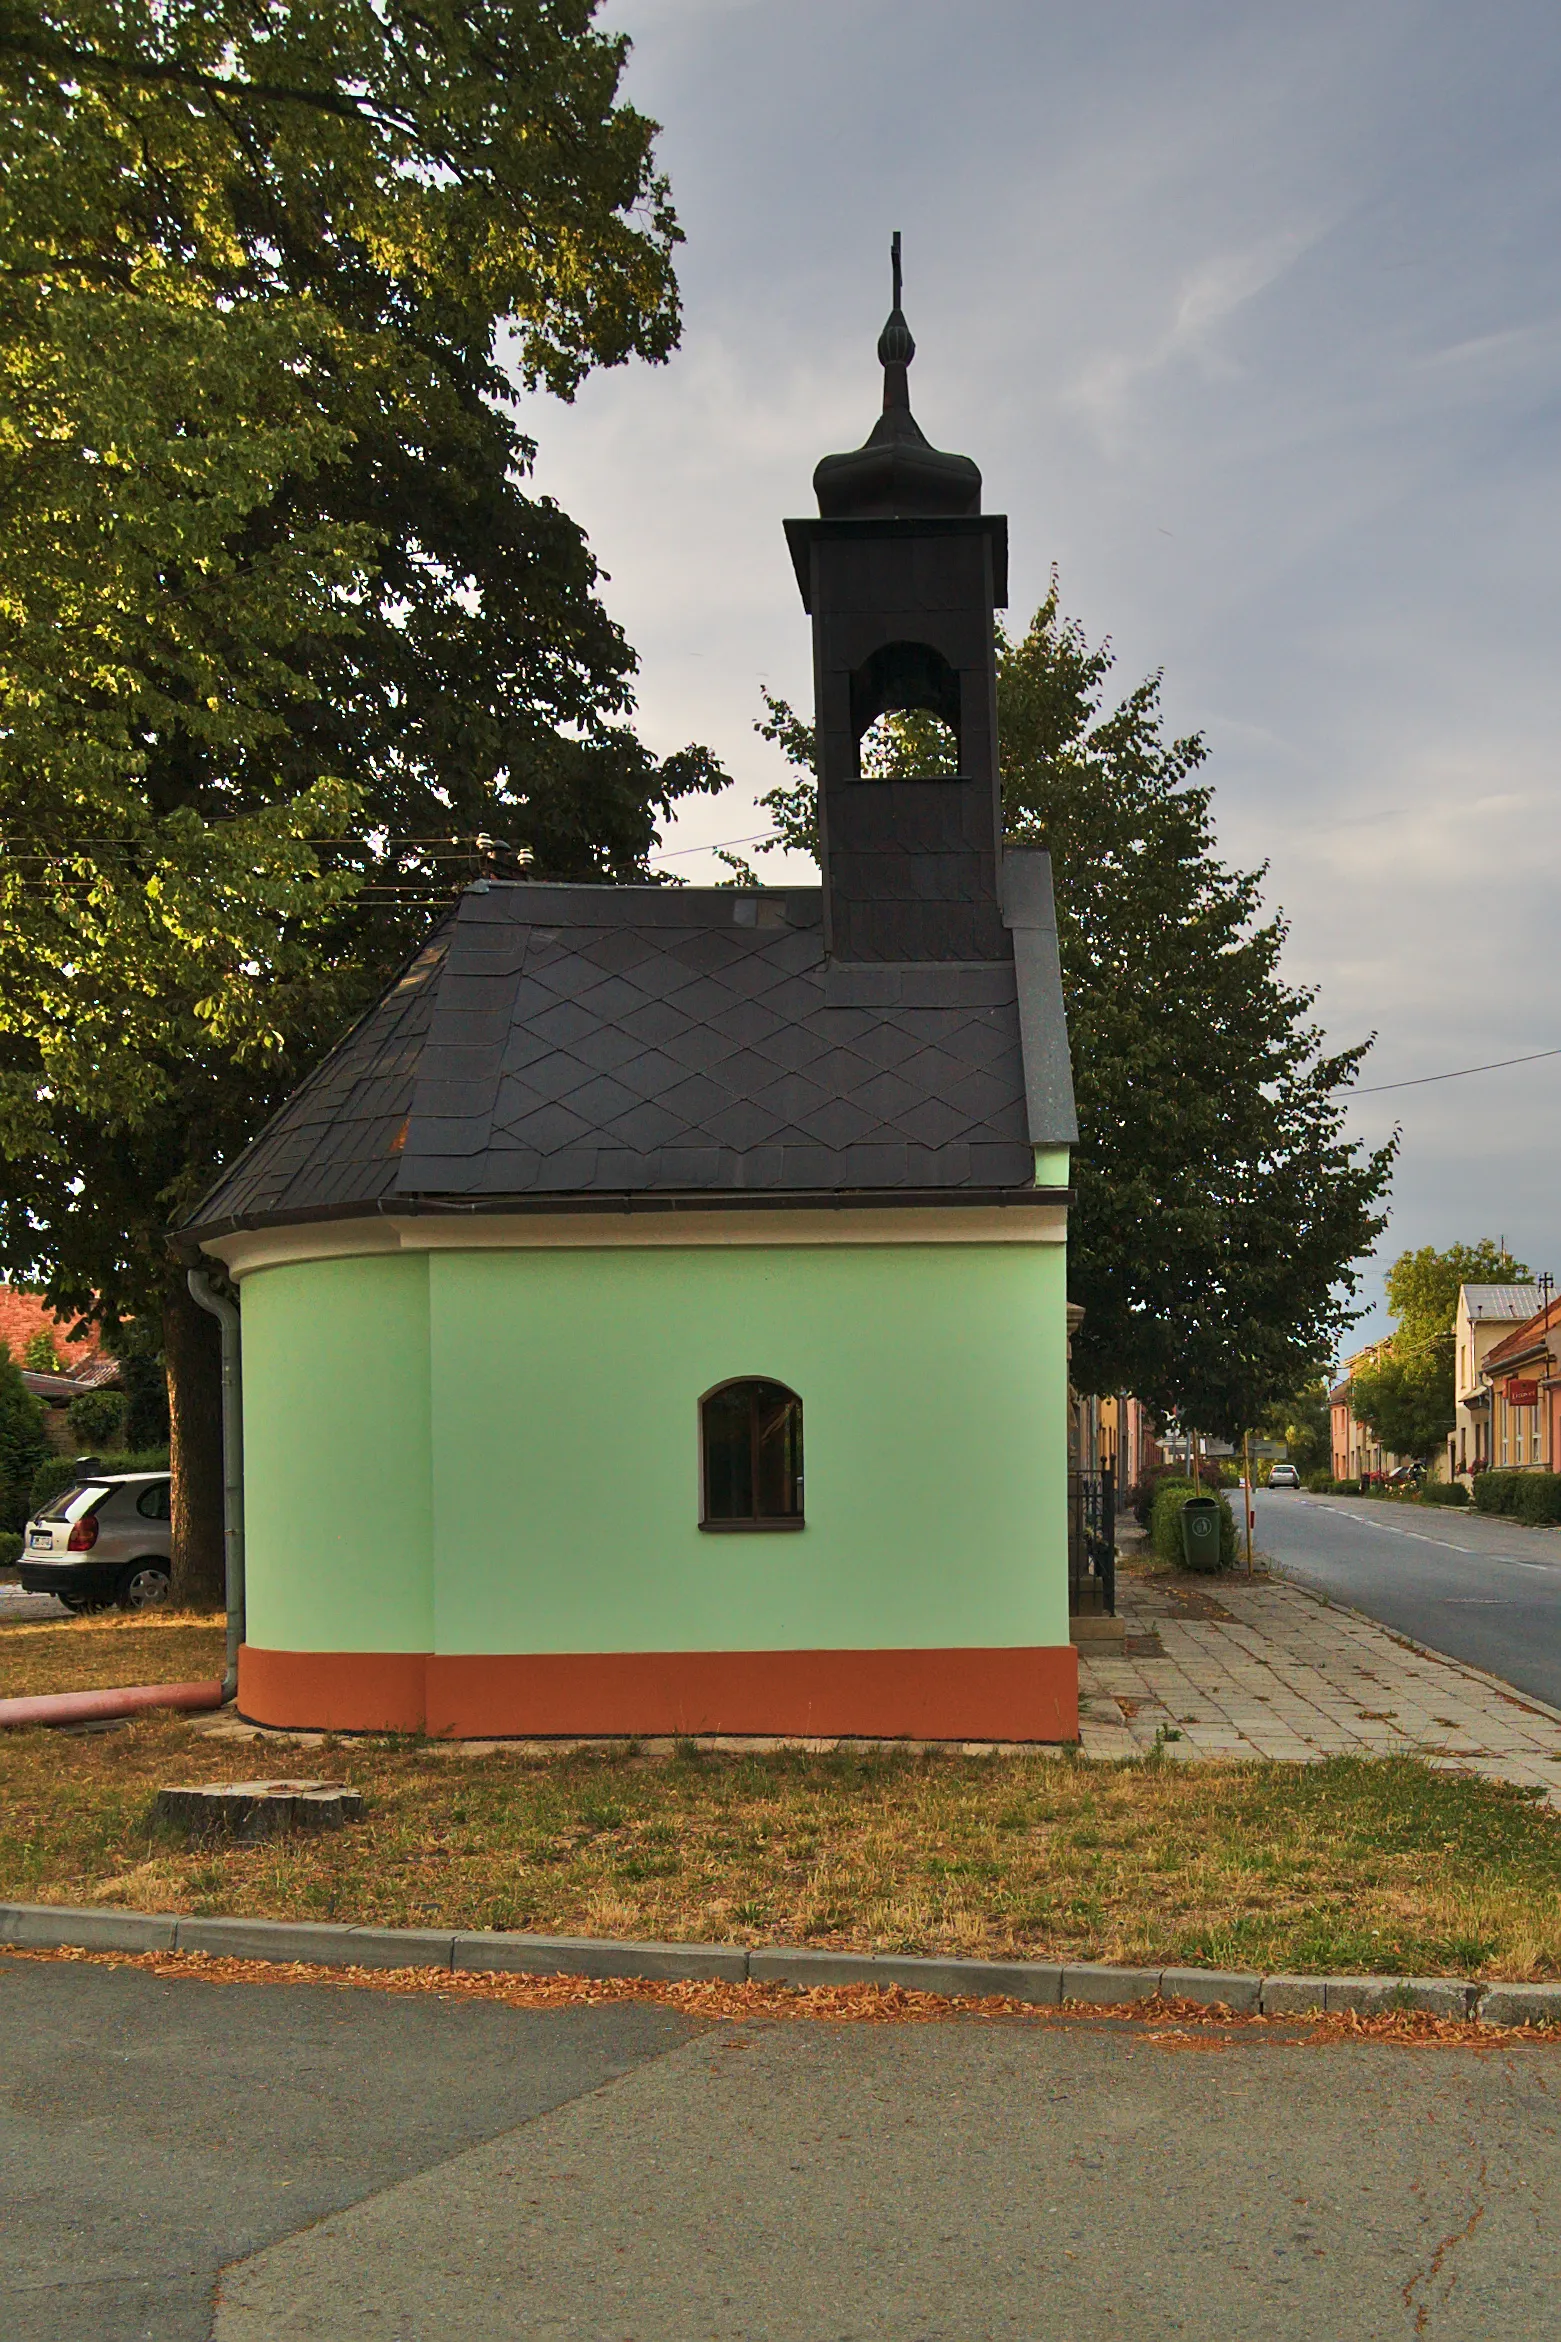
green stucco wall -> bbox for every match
[242,1254,433,1653]
[240,1242,1069,1657]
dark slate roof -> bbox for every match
[182,852,1075,1239]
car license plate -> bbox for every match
[27,1532,50,1549]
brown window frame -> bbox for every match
[698,1378,805,1533]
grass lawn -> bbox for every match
[0,1609,1556,1979]
[0,1614,226,1699]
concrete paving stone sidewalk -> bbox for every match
[1079,1569,1561,1800]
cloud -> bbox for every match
[514,0,1561,1332]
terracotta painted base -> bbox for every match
[237,1644,1080,1743]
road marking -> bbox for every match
[1284,1500,1483,1557]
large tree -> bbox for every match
[735,582,1395,1439]
[0,2,722,1599]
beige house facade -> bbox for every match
[1475,1292,1561,1477]
[1451,1283,1539,1479]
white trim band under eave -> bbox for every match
[202,1203,1069,1279]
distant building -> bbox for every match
[1330,1341,1414,1483]
[1451,1283,1539,1477]
[1474,1291,1561,1474]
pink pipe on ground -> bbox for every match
[0,1681,224,1729]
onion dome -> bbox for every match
[813,234,982,520]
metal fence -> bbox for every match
[1068,1463,1116,1617]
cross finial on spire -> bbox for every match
[876,231,915,380]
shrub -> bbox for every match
[1127,1464,1183,1530]
[1472,1471,1523,1517]
[1513,1475,1561,1528]
[67,1388,128,1446]
[1150,1477,1237,1571]
[0,1341,49,1535]
[1332,1478,1361,1494]
[27,1447,170,1517]
[1304,1469,1335,1493]
[1421,1481,1470,1507]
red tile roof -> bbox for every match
[0,1286,104,1376]
[1482,1294,1561,1373]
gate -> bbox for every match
[1068,1463,1116,1617]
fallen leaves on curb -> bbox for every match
[3,1942,1556,2050]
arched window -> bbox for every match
[848,639,963,778]
[700,1380,804,1530]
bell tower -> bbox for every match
[785,235,1009,963]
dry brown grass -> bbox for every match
[0,1613,224,1699]
[0,1696,1558,1978]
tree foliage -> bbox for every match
[743,583,1394,1435]
[0,1340,47,1533]
[1349,1351,1453,1463]
[0,1,721,1593]
[1384,1240,1531,1373]
[1262,1379,1332,1477]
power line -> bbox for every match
[647,829,781,862]
[1349,1046,1561,1096]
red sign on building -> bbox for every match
[1505,1379,1540,1407]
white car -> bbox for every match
[19,1471,173,1612]
[1267,1463,1300,1488]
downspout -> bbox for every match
[186,1267,244,1704]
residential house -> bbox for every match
[1476,1292,1561,1475]
[0,1286,102,1377]
[1329,1342,1416,1483]
[1451,1283,1539,1478]
[0,1287,119,1455]
[179,270,1082,1743]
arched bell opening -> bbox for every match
[849,640,963,779]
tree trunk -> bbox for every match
[164,1273,224,1610]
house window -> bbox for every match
[700,1380,804,1530]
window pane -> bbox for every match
[38,1482,111,1523]
[754,1390,803,1519]
[703,1386,754,1520]
[702,1380,803,1523]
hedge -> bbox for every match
[1472,1471,1521,1517]
[1515,1475,1561,1526]
[1150,1477,1237,1571]
[28,1448,170,1516]
[1421,1481,1471,1508]
[1470,1470,1561,1524]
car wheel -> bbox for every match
[59,1594,113,1616]
[117,1563,172,1611]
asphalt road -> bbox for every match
[0,1955,701,2342]
[1253,1486,1561,1711]
[0,1585,68,1624]
[3,1958,1557,2341]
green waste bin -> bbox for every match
[1180,1495,1222,1572]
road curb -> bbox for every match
[0,1904,1553,2026]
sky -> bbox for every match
[515,0,1561,1345]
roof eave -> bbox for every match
[178,1183,1073,1254]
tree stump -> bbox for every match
[154,1780,364,1842]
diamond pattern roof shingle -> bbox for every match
[183,857,1075,1236]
